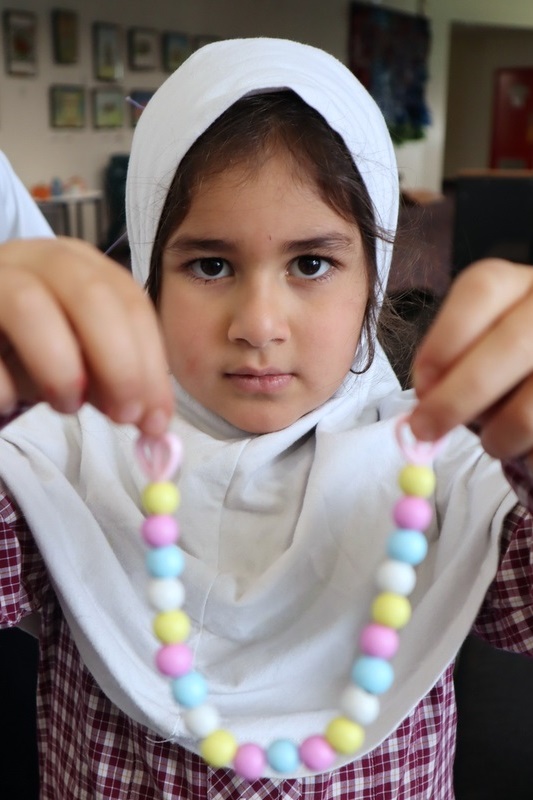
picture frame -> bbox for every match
[128,27,159,70]
[128,89,155,127]
[49,84,85,128]
[349,2,431,144]
[51,9,78,65]
[93,22,123,81]
[3,10,37,76]
[93,87,125,128]
[162,31,192,73]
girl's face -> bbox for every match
[159,152,369,434]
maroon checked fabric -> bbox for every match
[1,457,532,799]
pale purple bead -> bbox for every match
[393,496,432,530]
[299,735,337,771]
[233,743,267,781]
[360,623,400,659]
[142,515,179,547]
[155,643,193,677]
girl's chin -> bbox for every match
[216,402,306,435]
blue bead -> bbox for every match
[267,739,300,773]
[387,529,428,565]
[351,656,394,695]
[171,671,207,708]
[146,545,184,578]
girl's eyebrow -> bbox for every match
[282,234,355,253]
[166,233,356,253]
[165,236,231,253]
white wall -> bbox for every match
[0,0,352,196]
[2,0,533,209]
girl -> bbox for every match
[0,38,532,799]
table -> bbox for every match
[36,190,104,244]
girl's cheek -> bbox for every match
[178,353,203,380]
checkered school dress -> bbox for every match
[1,458,532,799]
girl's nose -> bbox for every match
[227,283,290,348]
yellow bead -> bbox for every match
[372,592,411,629]
[142,482,180,515]
[200,729,238,767]
[153,610,190,644]
[325,716,365,754]
[398,465,436,497]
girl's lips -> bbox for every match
[225,372,293,394]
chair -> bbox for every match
[103,153,129,254]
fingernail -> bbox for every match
[0,400,16,417]
[62,396,84,414]
[44,379,86,415]
[116,401,143,424]
[142,408,171,436]
[409,410,438,442]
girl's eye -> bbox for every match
[189,258,232,280]
[289,255,332,279]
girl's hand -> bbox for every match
[409,258,533,466]
[0,237,173,436]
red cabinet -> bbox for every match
[490,67,533,169]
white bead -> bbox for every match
[340,684,380,725]
[183,703,221,737]
[375,559,416,596]
[147,578,185,611]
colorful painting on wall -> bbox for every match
[349,2,431,144]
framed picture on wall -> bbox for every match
[128,27,159,70]
[3,10,37,76]
[162,31,192,73]
[128,89,155,126]
[51,9,79,64]
[49,85,85,128]
[349,2,431,144]
[93,87,125,128]
[93,22,123,81]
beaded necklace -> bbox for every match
[135,417,443,780]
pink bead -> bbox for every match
[393,496,432,531]
[233,743,267,781]
[299,735,336,771]
[359,623,399,659]
[155,643,193,677]
[142,515,179,547]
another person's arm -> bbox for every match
[0,151,54,240]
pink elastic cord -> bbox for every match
[135,432,183,481]
[395,415,446,465]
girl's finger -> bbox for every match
[79,281,173,433]
[128,311,174,436]
[45,242,174,432]
[0,270,86,413]
[410,269,533,441]
[0,238,173,432]
[58,275,147,424]
[0,351,19,413]
[476,376,533,462]
[412,259,533,397]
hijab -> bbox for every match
[0,39,516,777]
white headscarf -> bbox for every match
[0,39,516,778]
[126,38,397,301]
